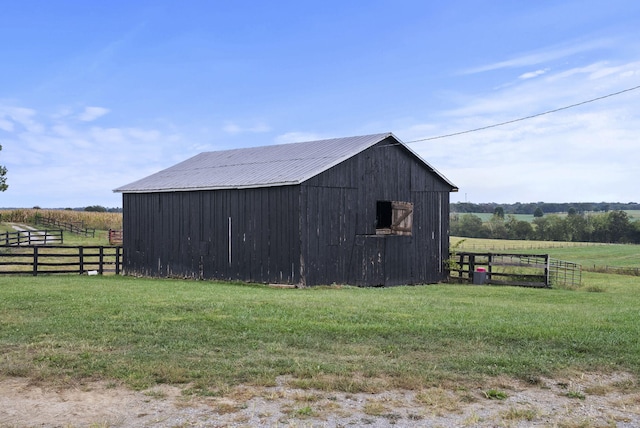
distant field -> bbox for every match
[452,213,535,222]
[452,237,640,269]
[0,209,122,231]
[625,210,640,220]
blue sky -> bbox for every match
[1,0,639,208]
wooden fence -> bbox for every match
[35,214,96,238]
[450,252,582,288]
[0,229,63,246]
[0,246,122,276]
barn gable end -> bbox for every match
[114,133,457,286]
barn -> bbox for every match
[114,132,458,286]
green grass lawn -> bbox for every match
[1,274,639,395]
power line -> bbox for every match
[405,84,640,144]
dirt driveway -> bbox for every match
[1,372,639,427]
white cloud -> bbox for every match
[0,102,189,208]
[0,106,43,133]
[274,131,324,144]
[462,38,611,74]
[401,58,640,203]
[0,118,13,132]
[77,106,110,122]
[519,69,548,80]
[222,121,270,135]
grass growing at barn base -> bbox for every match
[1,274,639,395]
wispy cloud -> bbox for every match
[222,121,270,135]
[0,106,42,133]
[274,131,325,145]
[402,59,640,203]
[0,104,185,207]
[462,38,612,74]
[77,106,110,122]
[519,69,548,80]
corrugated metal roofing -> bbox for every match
[114,132,457,193]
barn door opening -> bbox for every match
[376,201,413,236]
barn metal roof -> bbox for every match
[114,132,457,193]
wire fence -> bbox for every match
[449,252,582,289]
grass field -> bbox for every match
[1,227,639,395]
[452,237,640,269]
[1,273,639,395]
[0,215,115,246]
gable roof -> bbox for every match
[114,132,457,193]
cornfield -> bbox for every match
[0,209,122,231]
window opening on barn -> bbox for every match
[376,201,413,236]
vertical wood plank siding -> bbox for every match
[123,186,300,283]
[299,138,451,286]
[122,136,452,286]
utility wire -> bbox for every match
[405,84,640,144]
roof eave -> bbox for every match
[113,180,302,194]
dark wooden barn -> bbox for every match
[114,133,458,286]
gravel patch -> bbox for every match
[1,372,639,427]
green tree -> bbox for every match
[0,145,7,192]
[85,205,108,212]
[565,212,590,242]
[534,215,569,241]
[454,214,487,238]
[533,207,544,218]
[606,210,633,243]
[486,215,508,239]
[545,215,568,241]
[505,216,533,240]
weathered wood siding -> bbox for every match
[300,138,451,286]
[123,186,300,283]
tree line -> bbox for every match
[452,201,639,215]
[451,210,640,244]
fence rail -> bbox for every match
[35,214,96,238]
[0,245,122,276]
[0,229,63,246]
[450,252,582,288]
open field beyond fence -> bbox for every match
[0,209,122,231]
[452,237,639,274]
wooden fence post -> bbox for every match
[115,247,121,275]
[79,247,84,274]
[32,247,38,276]
[98,247,104,275]
[545,254,550,287]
